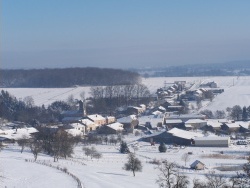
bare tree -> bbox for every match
[83,147,92,158]
[230,105,243,121]
[123,153,142,176]
[51,130,75,162]
[204,171,228,188]
[17,135,30,153]
[82,146,102,160]
[23,96,34,108]
[30,140,42,161]
[156,160,189,188]
[229,172,250,188]
[181,153,190,166]
[214,110,226,119]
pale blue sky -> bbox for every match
[1,0,250,69]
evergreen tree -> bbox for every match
[242,106,248,121]
[158,142,167,153]
[120,141,130,154]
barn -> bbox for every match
[141,128,202,145]
[194,136,230,147]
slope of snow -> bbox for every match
[1,147,76,188]
[1,76,250,111]
[1,136,249,188]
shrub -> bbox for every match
[158,142,167,153]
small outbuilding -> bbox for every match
[190,160,205,170]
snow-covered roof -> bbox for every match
[195,90,203,94]
[166,114,205,120]
[206,120,222,128]
[224,123,240,128]
[139,115,163,128]
[106,122,124,131]
[117,115,137,123]
[185,119,207,124]
[238,121,250,129]
[167,128,202,140]
[0,127,38,140]
[88,114,105,121]
[68,123,85,129]
[158,106,166,111]
[81,119,96,126]
[106,116,115,119]
[65,129,83,137]
[152,111,162,115]
[190,160,205,168]
[165,119,183,124]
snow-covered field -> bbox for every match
[1,136,249,188]
[1,76,250,111]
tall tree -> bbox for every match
[123,153,142,176]
[156,160,189,188]
[230,105,242,121]
[242,106,248,121]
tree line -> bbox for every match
[200,105,250,121]
[88,84,151,114]
[0,90,74,124]
[0,67,141,87]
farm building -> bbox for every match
[168,128,202,145]
[194,136,230,147]
[141,131,173,144]
[165,119,183,129]
[185,119,207,129]
[141,128,202,145]
[190,160,205,170]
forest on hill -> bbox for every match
[0,67,141,88]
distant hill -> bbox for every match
[137,61,250,77]
[0,67,141,88]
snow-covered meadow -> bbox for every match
[1,136,249,188]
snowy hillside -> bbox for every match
[1,76,250,111]
[1,137,249,188]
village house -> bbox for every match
[165,119,183,130]
[138,115,163,130]
[164,113,206,123]
[63,122,85,135]
[81,118,99,133]
[87,114,106,126]
[106,116,116,124]
[185,119,207,129]
[203,120,223,132]
[117,115,139,133]
[221,122,240,133]
[98,122,124,134]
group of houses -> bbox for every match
[60,100,141,137]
